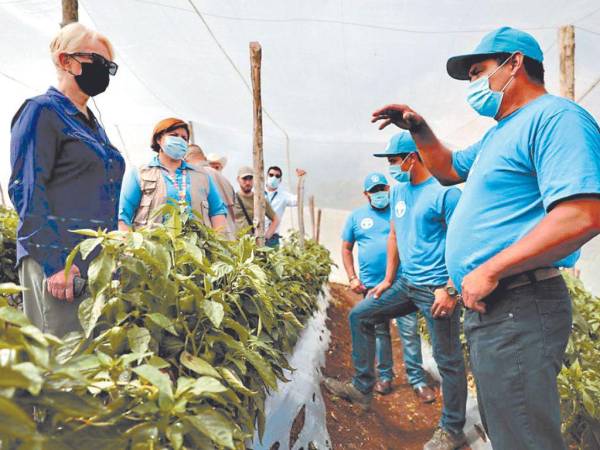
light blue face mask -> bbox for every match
[266,176,281,189]
[466,54,515,118]
[162,135,188,160]
[369,191,389,209]
[389,154,412,183]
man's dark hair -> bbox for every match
[267,165,283,177]
[493,52,545,85]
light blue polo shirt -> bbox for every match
[341,204,400,288]
[390,177,461,286]
[447,94,600,291]
[119,155,226,226]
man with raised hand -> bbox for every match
[372,27,600,450]
[325,132,467,450]
[341,172,434,401]
[264,165,306,247]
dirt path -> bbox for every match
[323,283,452,450]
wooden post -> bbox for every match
[297,175,306,248]
[559,25,575,100]
[0,183,6,207]
[316,208,322,244]
[309,195,316,239]
[188,120,195,145]
[61,0,78,27]
[250,42,266,247]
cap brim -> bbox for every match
[372,152,401,157]
[446,52,495,80]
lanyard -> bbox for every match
[164,169,187,202]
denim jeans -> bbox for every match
[464,276,571,450]
[350,277,467,434]
[365,290,425,386]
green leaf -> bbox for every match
[583,390,596,416]
[242,347,278,390]
[78,294,106,338]
[185,409,236,449]
[127,325,151,354]
[0,305,30,326]
[80,237,104,260]
[20,325,49,346]
[0,396,36,439]
[133,364,173,400]
[146,312,178,335]
[191,376,228,394]
[0,363,43,395]
[219,367,257,396]
[180,351,222,379]
[0,283,25,295]
[88,251,116,294]
[203,300,224,328]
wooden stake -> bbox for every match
[297,175,306,248]
[0,183,6,207]
[250,42,266,247]
[188,120,195,145]
[316,208,322,244]
[559,25,575,100]
[61,0,78,27]
[309,195,316,239]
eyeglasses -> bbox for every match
[241,176,254,181]
[68,52,119,76]
[268,173,282,178]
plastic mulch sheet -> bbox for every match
[251,287,332,450]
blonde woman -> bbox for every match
[118,118,227,232]
[8,23,124,337]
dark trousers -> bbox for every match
[465,276,572,450]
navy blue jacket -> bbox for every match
[9,87,125,277]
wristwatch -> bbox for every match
[445,286,459,299]
[349,275,358,283]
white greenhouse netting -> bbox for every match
[1,0,599,293]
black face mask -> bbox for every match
[74,60,110,97]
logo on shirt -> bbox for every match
[395,200,407,218]
[360,218,374,230]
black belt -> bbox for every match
[500,267,561,291]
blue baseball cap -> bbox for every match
[373,131,418,157]
[447,27,544,80]
[363,172,389,192]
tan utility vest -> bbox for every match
[133,165,211,229]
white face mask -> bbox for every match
[267,176,281,189]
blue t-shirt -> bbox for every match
[119,155,226,225]
[341,204,400,288]
[390,177,461,286]
[447,94,600,291]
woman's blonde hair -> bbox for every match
[49,22,114,67]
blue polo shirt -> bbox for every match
[119,155,227,226]
[390,177,461,286]
[341,204,400,288]
[9,87,125,277]
[447,94,600,291]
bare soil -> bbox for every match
[323,283,471,450]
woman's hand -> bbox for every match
[47,264,80,302]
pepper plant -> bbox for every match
[0,206,333,449]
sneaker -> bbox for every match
[423,427,467,450]
[322,377,372,411]
[374,379,393,395]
